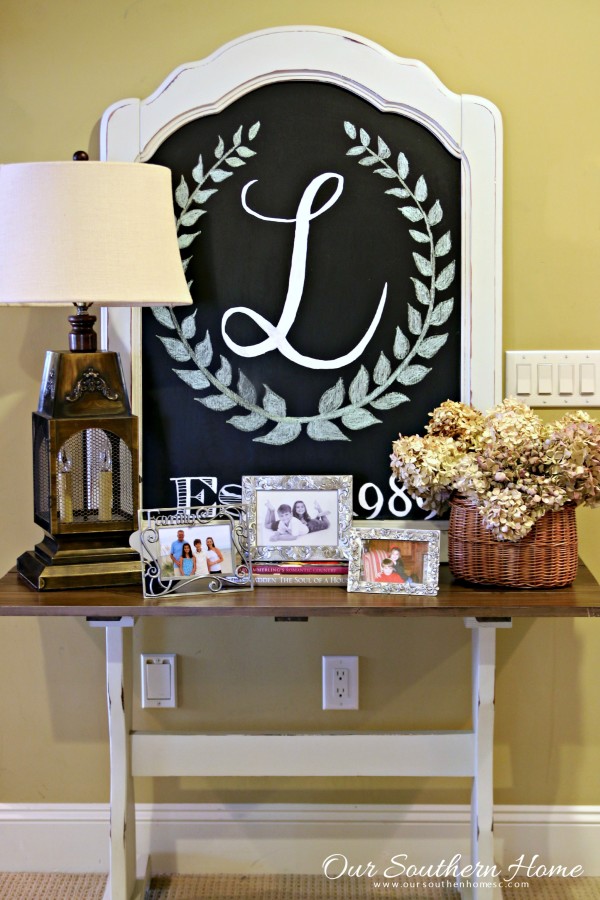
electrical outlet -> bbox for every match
[322,655,359,710]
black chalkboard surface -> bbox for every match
[142,80,461,519]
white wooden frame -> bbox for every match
[98,27,504,900]
[100,25,502,416]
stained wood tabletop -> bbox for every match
[1,563,600,618]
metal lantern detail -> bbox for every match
[19,350,140,589]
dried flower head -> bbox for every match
[543,412,600,507]
[391,434,462,515]
[390,397,600,541]
[425,400,485,452]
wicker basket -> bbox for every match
[448,495,578,588]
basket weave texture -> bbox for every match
[448,495,578,588]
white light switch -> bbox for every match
[581,363,596,395]
[141,654,177,708]
[506,351,600,407]
[537,364,552,395]
[516,364,532,395]
[558,364,574,395]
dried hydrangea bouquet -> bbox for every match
[390,399,600,587]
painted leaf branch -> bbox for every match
[152,121,455,445]
[173,121,261,282]
[342,120,454,383]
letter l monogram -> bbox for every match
[221,173,388,370]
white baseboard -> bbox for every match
[0,803,598,876]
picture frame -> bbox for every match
[241,474,352,563]
[137,504,252,598]
[347,526,440,595]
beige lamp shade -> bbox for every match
[0,160,192,307]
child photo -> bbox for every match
[256,489,339,548]
[360,538,427,586]
[347,527,440,596]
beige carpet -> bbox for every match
[0,872,106,899]
[1,872,600,898]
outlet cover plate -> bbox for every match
[141,654,177,708]
[322,655,359,710]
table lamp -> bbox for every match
[0,154,192,590]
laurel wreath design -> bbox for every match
[152,120,455,445]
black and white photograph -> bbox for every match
[242,475,353,563]
[258,489,339,548]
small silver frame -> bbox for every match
[138,504,253,598]
[242,474,353,562]
[347,526,440,595]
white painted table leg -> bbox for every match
[464,619,510,900]
[88,617,148,900]
[106,619,136,900]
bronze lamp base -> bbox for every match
[17,533,141,591]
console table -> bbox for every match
[2,563,600,900]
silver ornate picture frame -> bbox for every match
[242,474,352,562]
[347,526,440,595]
[138,505,252,598]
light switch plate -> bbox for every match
[505,351,600,407]
[141,654,177,708]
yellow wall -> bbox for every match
[1,0,599,808]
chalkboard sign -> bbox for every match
[101,28,502,521]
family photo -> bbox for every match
[156,523,233,580]
[257,489,339,548]
[360,538,427,586]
